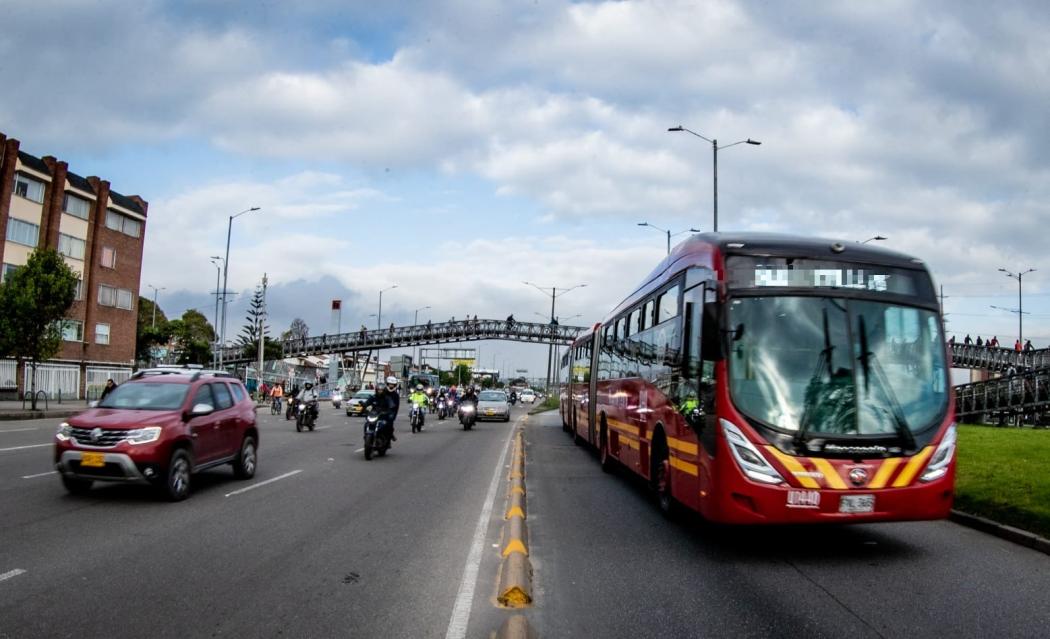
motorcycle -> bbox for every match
[286,398,298,421]
[363,410,392,460]
[509,394,518,407]
[331,391,342,410]
[410,402,426,433]
[437,398,449,420]
[458,402,476,431]
[296,400,319,432]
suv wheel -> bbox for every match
[163,449,192,501]
[62,475,93,495]
[233,435,257,479]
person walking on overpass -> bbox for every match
[1015,339,1023,352]
[990,336,999,348]
[976,336,983,347]
[964,334,972,345]
[1024,339,1034,352]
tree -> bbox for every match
[0,248,78,408]
[168,310,215,366]
[439,364,472,387]
[288,317,309,341]
[241,336,283,362]
[136,297,171,363]
[239,285,266,347]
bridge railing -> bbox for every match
[955,367,1050,420]
[949,344,1050,373]
[219,319,585,364]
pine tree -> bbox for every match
[239,285,267,347]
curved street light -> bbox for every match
[668,125,760,233]
[996,267,1036,344]
[861,235,888,244]
[219,206,260,366]
[638,222,702,255]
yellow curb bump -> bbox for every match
[502,537,528,557]
[506,505,526,520]
[509,477,525,496]
[497,553,533,607]
[494,615,538,639]
[509,492,526,518]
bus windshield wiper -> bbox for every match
[857,315,916,451]
[794,307,834,449]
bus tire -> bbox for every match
[651,435,677,518]
[599,421,614,473]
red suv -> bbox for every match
[54,368,259,501]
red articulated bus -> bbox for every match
[559,232,956,524]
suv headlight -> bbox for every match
[56,422,72,441]
[126,426,162,445]
[721,419,785,485]
[920,423,957,482]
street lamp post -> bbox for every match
[668,126,760,232]
[210,257,223,368]
[524,281,586,393]
[219,206,260,366]
[377,285,398,330]
[147,284,165,329]
[637,222,702,255]
[412,305,430,372]
[997,267,1036,344]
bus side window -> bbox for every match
[676,286,705,413]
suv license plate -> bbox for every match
[81,452,105,468]
[839,494,875,514]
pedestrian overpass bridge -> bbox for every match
[219,318,588,365]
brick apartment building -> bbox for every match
[0,132,148,400]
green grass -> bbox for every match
[529,395,560,414]
[955,425,1050,539]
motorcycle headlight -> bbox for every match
[461,405,474,412]
[126,426,162,445]
[920,423,957,482]
[56,422,72,441]
[721,419,785,485]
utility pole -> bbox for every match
[997,268,1036,344]
[257,274,267,395]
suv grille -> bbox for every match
[71,427,132,448]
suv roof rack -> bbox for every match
[131,367,237,382]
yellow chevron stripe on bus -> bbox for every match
[809,458,848,490]
[892,446,934,488]
[764,446,821,489]
[669,456,699,476]
[868,457,903,489]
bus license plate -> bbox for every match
[81,452,105,468]
[839,494,875,514]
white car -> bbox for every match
[520,390,536,404]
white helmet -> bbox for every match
[416,384,424,391]
[385,376,398,390]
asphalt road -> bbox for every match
[522,410,1050,638]
[2,407,1049,638]
[0,403,526,639]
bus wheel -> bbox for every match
[652,439,676,517]
[599,423,614,473]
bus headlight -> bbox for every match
[721,419,785,485]
[920,423,956,482]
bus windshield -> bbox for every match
[727,296,948,439]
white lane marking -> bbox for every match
[224,470,302,498]
[0,427,37,433]
[0,443,51,452]
[0,569,26,583]
[22,471,57,480]
[445,418,518,639]
[354,447,364,453]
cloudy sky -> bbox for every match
[3,0,1049,376]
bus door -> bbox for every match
[588,331,601,445]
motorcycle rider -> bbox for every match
[296,382,320,424]
[362,376,401,441]
[462,385,480,406]
[409,384,428,419]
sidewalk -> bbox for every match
[0,399,85,421]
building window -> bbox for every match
[63,192,91,219]
[99,284,116,307]
[57,233,86,260]
[60,320,83,342]
[74,279,83,301]
[105,210,142,238]
[95,323,110,345]
[5,219,39,247]
[101,246,116,268]
[116,288,133,310]
[2,263,20,283]
[14,173,45,203]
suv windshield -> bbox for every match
[98,382,190,411]
[727,296,947,438]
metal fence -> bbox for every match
[23,363,80,400]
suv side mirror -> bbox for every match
[89,400,99,408]
[190,403,214,417]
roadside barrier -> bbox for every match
[495,614,538,639]
[497,428,534,608]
